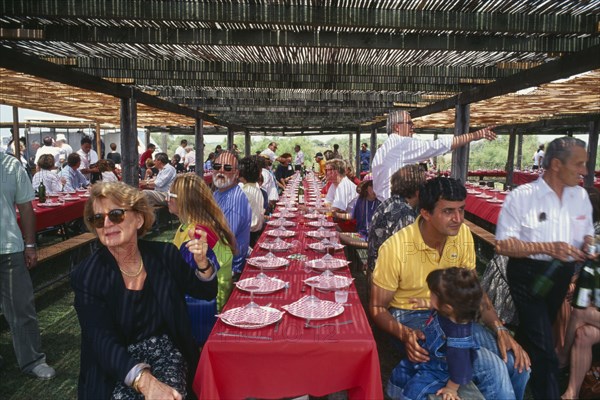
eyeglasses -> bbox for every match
[87,209,128,229]
[212,163,234,172]
[167,192,177,201]
[403,121,414,127]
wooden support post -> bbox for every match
[516,133,523,170]
[160,132,168,157]
[195,118,204,176]
[227,127,234,150]
[348,131,353,168]
[12,106,20,158]
[120,94,139,187]
[244,129,251,157]
[451,103,470,184]
[506,128,517,189]
[370,127,377,164]
[585,120,599,187]
[355,129,361,175]
[433,132,439,169]
[95,123,102,158]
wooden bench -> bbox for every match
[33,232,98,292]
[464,219,495,247]
[37,232,97,264]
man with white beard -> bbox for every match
[212,151,252,279]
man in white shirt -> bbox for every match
[238,155,265,246]
[141,152,177,207]
[325,159,358,214]
[532,144,545,170]
[260,142,280,164]
[76,136,99,180]
[184,145,196,172]
[372,110,496,201]
[175,139,188,161]
[293,144,304,171]
[33,136,61,167]
[259,155,279,211]
[496,137,594,399]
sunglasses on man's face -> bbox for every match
[212,163,234,172]
[87,209,128,229]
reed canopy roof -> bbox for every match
[0,0,599,134]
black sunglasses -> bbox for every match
[87,209,128,229]
[213,163,234,172]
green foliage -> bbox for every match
[466,134,545,170]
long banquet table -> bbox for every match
[193,176,383,399]
[464,183,507,227]
[17,195,88,233]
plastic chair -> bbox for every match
[185,296,217,346]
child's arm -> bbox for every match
[436,380,461,400]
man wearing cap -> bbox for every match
[372,110,496,201]
[54,134,72,168]
[314,152,326,179]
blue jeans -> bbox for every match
[387,308,529,400]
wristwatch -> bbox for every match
[25,243,37,249]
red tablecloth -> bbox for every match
[18,197,88,232]
[464,185,507,226]
[468,169,507,178]
[193,182,383,399]
[513,171,600,190]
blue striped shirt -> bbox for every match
[213,185,251,274]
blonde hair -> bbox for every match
[83,182,155,237]
[170,173,237,254]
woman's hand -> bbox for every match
[137,371,182,400]
[186,228,210,272]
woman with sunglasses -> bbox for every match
[168,173,236,312]
[71,181,218,400]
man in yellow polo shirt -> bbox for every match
[370,177,530,400]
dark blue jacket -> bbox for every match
[71,240,217,399]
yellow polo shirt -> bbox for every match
[373,216,476,309]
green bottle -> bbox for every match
[38,181,46,203]
[531,259,561,297]
[297,185,305,204]
[572,262,594,309]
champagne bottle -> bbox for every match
[297,185,305,204]
[572,262,594,309]
[594,261,600,310]
[531,259,562,297]
[38,181,46,203]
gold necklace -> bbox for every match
[119,257,144,277]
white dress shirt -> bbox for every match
[372,135,452,201]
[496,176,594,261]
[77,148,99,179]
[261,168,279,201]
[239,182,265,232]
[332,176,358,213]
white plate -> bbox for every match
[236,277,288,294]
[282,296,344,320]
[305,258,350,271]
[37,202,62,207]
[475,194,493,199]
[486,199,503,204]
[266,219,296,227]
[304,213,321,219]
[276,201,296,207]
[79,194,91,198]
[266,229,296,238]
[306,220,337,228]
[304,275,353,291]
[271,212,297,219]
[219,306,283,329]
[63,197,79,201]
[259,240,294,251]
[246,255,289,269]
[466,190,480,195]
[306,230,337,239]
[280,207,298,212]
[307,242,345,252]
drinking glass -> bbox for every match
[244,284,261,309]
[335,289,348,304]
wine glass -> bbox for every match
[244,284,261,309]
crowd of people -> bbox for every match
[1,118,599,400]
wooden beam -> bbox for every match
[4,2,597,35]
[120,95,139,187]
[506,129,517,188]
[195,118,204,177]
[23,26,599,53]
[12,106,20,158]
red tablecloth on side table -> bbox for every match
[18,197,87,232]
[193,186,383,399]
[464,185,507,226]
